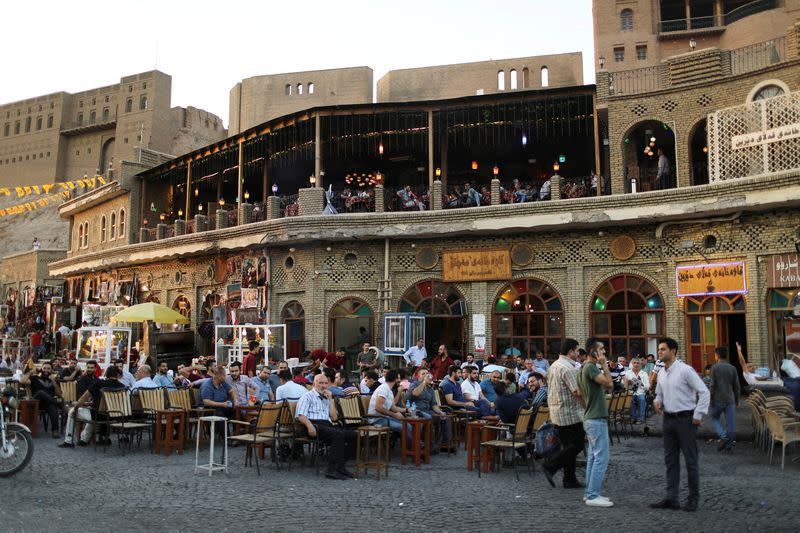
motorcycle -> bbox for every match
[0,383,34,477]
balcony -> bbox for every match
[60,114,117,136]
[658,0,778,38]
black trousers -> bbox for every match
[311,420,356,472]
[33,390,60,429]
[663,413,699,502]
[544,422,585,482]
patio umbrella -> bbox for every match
[110,302,190,324]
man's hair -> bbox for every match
[578,348,587,357]
[105,365,120,379]
[291,367,304,377]
[585,337,603,355]
[158,360,168,367]
[278,369,292,382]
[715,346,729,360]
[323,367,336,381]
[249,340,259,351]
[561,338,579,355]
[365,370,379,381]
[397,368,407,380]
[487,356,497,364]
[139,364,152,376]
[213,367,227,377]
[465,365,478,373]
[86,360,98,367]
[113,358,124,365]
[229,361,242,369]
[531,372,545,381]
[384,369,399,383]
[447,365,460,377]
[204,359,216,371]
[659,337,679,353]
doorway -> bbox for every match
[398,280,467,360]
[425,316,466,361]
[685,295,746,372]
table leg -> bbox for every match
[194,420,201,474]
[208,423,215,476]
[401,421,408,466]
[466,425,474,471]
[177,414,185,455]
[424,422,431,465]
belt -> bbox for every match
[664,410,694,418]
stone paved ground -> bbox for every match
[1,413,798,533]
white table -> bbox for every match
[194,416,228,476]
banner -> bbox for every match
[766,253,800,288]
[443,249,512,282]
[676,261,748,297]
[0,176,107,217]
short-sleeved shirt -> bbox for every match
[441,378,466,404]
[357,351,377,368]
[546,355,582,427]
[407,382,436,412]
[578,363,608,420]
[461,379,482,401]
[253,377,273,402]
[295,389,331,422]
[199,379,232,407]
[479,379,497,403]
[88,378,127,410]
[368,383,395,417]
[275,381,307,402]
[77,373,98,398]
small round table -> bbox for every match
[154,410,186,456]
[355,425,391,480]
[401,417,432,467]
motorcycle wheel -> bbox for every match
[0,427,34,477]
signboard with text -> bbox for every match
[766,253,800,289]
[676,261,748,297]
[442,249,512,282]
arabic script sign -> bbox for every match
[676,261,748,297]
[731,123,800,150]
[442,249,512,282]
[766,253,800,289]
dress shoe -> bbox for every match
[325,471,347,480]
[542,466,556,488]
[57,442,74,448]
[683,500,698,512]
[563,480,585,489]
[337,468,355,478]
[649,499,681,510]
[716,438,731,452]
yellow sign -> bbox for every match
[675,261,747,297]
[443,249,512,282]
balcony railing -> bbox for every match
[729,36,787,76]
[658,0,777,34]
[608,65,664,96]
[60,114,117,134]
[724,0,777,25]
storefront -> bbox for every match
[398,279,467,359]
[493,278,564,358]
[766,253,800,369]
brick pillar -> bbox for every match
[156,223,167,240]
[266,196,281,220]
[216,208,228,230]
[788,23,800,59]
[432,180,442,210]
[596,70,611,101]
[241,202,253,225]
[139,227,150,243]
[195,214,207,232]
[174,219,186,236]
[551,175,561,200]
[298,187,324,217]
[490,178,501,206]
[374,184,385,212]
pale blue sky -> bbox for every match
[1,0,595,126]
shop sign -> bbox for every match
[676,261,747,297]
[442,249,511,282]
[732,123,800,150]
[766,253,800,288]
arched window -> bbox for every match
[47,115,53,128]
[620,8,634,32]
[497,70,505,91]
[102,108,109,120]
[494,278,564,358]
[110,211,116,240]
[590,274,665,358]
[89,111,96,124]
[78,223,85,248]
[399,280,467,358]
[83,222,89,248]
[100,215,107,242]
[281,301,305,356]
[119,209,126,239]
[25,117,31,132]
[541,66,549,87]
[77,113,83,126]
[752,84,785,101]
[308,83,315,94]
[297,83,303,95]
[125,98,132,113]
[522,67,530,88]
[285,84,292,96]
[36,117,42,130]
[329,298,373,351]
[510,69,518,90]
[139,95,147,110]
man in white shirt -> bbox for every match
[623,358,650,424]
[460,353,482,370]
[651,337,710,513]
[461,365,493,417]
[736,341,759,385]
[275,369,307,401]
[114,358,136,390]
[367,369,409,434]
[481,356,507,374]
[402,338,427,367]
[130,364,158,391]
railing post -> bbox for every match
[266,196,281,220]
[194,214,207,233]
[551,174,561,200]
[241,202,253,225]
[491,178,501,206]
[216,208,228,230]
[156,223,167,240]
[298,187,325,217]
[174,219,186,236]
[139,227,150,243]
[432,180,442,210]
[374,184,385,213]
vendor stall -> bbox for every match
[76,326,132,371]
[214,324,286,367]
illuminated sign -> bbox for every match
[676,261,747,297]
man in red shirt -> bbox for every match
[30,330,43,360]
[429,344,454,381]
[323,349,345,371]
[243,341,260,378]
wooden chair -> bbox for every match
[336,395,366,429]
[167,388,213,440]
[359,394,371,417]
[100,389,150,453]
[478,405,535,480]
[277,400,312,470]
[59,380,77,432]
[765,409,800,470]
[228,402,284,475]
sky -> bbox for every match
[0,0,596,128]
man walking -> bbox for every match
[543,338,585,489]
[578,338,614,507]
[651,337,710,512]
[709,347,740,452]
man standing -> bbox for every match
[578,338,614,507]
[356,342,378,373]
[650,337,710,512]
[296,374,356,480]
[242,341,260,378]
[402,338,427,368]
[543,338,585,489]
[709,347,740,452]
[657,147,670,190]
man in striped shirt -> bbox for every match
[296,373,356,480]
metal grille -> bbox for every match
[708,91,800,182]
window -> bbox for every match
[621,9,633,31]
[25,117,31,132]
[752,84,785,101]
[541,66,549,87]
[78,223,85,248]
[614,47,625,62]
[124,137,128,144]
[399,280,467,316]
[91,97,96,105]
[3,124,8,137]
[139,95,147,110]
[14,121,19,134]
[102,108,109,120]
[128,85,133,92]
[510,69,518,90]
[308,82,315,94]
[125,98,132,113]
[90,111,96,123]
[84,222,89,247]
[142,82,147,89]
[636,45,648,61]
[285,84,292,95]
[119,209,125,238]
[36,117,42,130]
[105,96,109,103]
[297,83,303,95]
[494,279,565,358]
[110,211,116,240]
[47,115,53,128]
[76,150,80,156]
[100,216,107,242]
[329,298,373,352]
[497,70,505,91]
[522,67,530,89]
[77,113,83,126]
[79,100,84,108]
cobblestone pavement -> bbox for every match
[1,416,798,533]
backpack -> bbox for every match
[535,421,561,458]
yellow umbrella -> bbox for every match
[111,302,190,324]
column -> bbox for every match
[427,110,434,209]
[237,139,244,223]
[314,114,322,188]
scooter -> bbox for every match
[0,383,34,477]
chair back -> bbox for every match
[433,389,443,407]
[167,388,192,412]
[337,395,364,426]
[102,389,133,417]
[139,388,166,412]
[621,392,633,411]
[254,402,283,432]
[190,387,202,408]
[60,380,77,403]
[359,394,371,415]
[512,406,535,439]
[279,400,295,427]
[765,410,784,439]
[532,406,550,429]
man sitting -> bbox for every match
[253,366,275,403]
[518,358,536,387]
[481,356,507,374]
[226,361,258,406]
[461,353,482,371]
[463,182,481,206]
[199,367,237,417]
[480,370,502,404]
[296,374,357,480]
[359,370,380,394]
[275,369,308,402]
[152,361,177,389]
[461,366,493,417]
[367,369,410,434]
[269,360,289,392]
[114,358,136,390]
[441,365,480,415]
[407,369,449,445]
[533,350,550,375]
[131,364,158,392]
[60,365,126,447]
[496,372,547,423]
[20,361,63,438]
[397,185,425,211]
[58,357,81,381]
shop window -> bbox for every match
[768,289,800,365]
[590,274,664,358]
[494,278,565,358]
[685,294,746,372]
[621,9,634,31]
[329,298,373,352]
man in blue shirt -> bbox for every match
[480,370,502,403]
[440,365,479,414]
[199,368,236,413]
[252,366,274,403]
[152,361,176,389]
[518,358,536,386]
[533,350,550,375]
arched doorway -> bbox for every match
[171,295,191,330]
[281,301,305,357]
[689,119,708,185]
[99,138,115,175]
[590,274,665,359]
[399,280,467,359]
[493,278,565,359]
[622,120,676,191]
[329,298,373,358]
[685,294,746,373]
